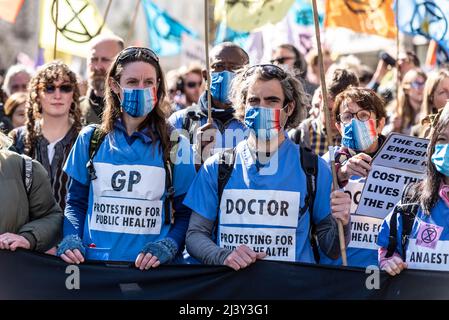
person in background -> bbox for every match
[80,34,124,124]
[271,43,317,97]
[305,48,333,90]
[9,61,82,211]
[383,69,427,136]
[412,69,449,138]
[1,64,33,98]
[3,92,27,131]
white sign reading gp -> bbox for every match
[90,163,165,235]
[219,189,300,262]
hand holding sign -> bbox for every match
[381,255,408,276]
[338,153,372,182]
[330,190,351,226]
[224,245,266,271]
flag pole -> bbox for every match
[204,0,212,124]
[311,0,347,266]
[53,0,59,60]
[99,0,113,33]
[395,0,400,105]
[126,0,141,46]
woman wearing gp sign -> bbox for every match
[58,47,196,269]
[377,103,449,275]
[321,87,387,268]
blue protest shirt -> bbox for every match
[378,199,449,271]
[63,122,196,262]
[183,136,333,263]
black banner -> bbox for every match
[1,250,449,299]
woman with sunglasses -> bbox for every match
[377,102,449,275]
[10,61,82,211]
[58,47,196,269]
[183,64,350,270]
[321,87,387,268]
[383,69,427,136]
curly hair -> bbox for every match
[231,65,309,130]
[102,47,171,162]
[24,61,82,157]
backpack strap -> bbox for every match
[385,182,419,259]
[181,105,205,143]
[217,148,237,209]
[22,155,33,195]
[87,125,107,181]
[299,145,320,263]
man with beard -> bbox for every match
[80,34,124,124]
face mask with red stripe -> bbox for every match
[341,118,377,151]
[244,106,283,141]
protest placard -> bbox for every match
[355,133,428,219]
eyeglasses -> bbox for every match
[43,84,74,94]
[337,110,373,124]
[270,56,295,64]
[186,81,202,88]
[243,64,287,80]
[117,46,159,63]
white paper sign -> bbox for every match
[372,133,428,173]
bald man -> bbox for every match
[81,34,124,124]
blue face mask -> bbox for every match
[210,71,235,104]
[244,106,283,141]
[341,118,377,151]
[120,86,157,118]
[431,144,449,176]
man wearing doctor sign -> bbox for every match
[183,64,351,270]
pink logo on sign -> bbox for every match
[416,222,444,249]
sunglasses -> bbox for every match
[409,80,426,89]
[270,56,295,64]
[186,81,202,88]
[243,64,287,80]
[43,84,74,94]
[118,46,159,63]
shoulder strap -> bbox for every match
[217,148,237,209]
[299,145,320,263]
[386,182,419,259]
[22,155,33,195]
[87,125,107,180]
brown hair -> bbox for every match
[231,65,308,129]
[417,102,449,214]
[102,47,171,162]
[24,61,81,157]
[333,87,386,124]
[4,92,27,116]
